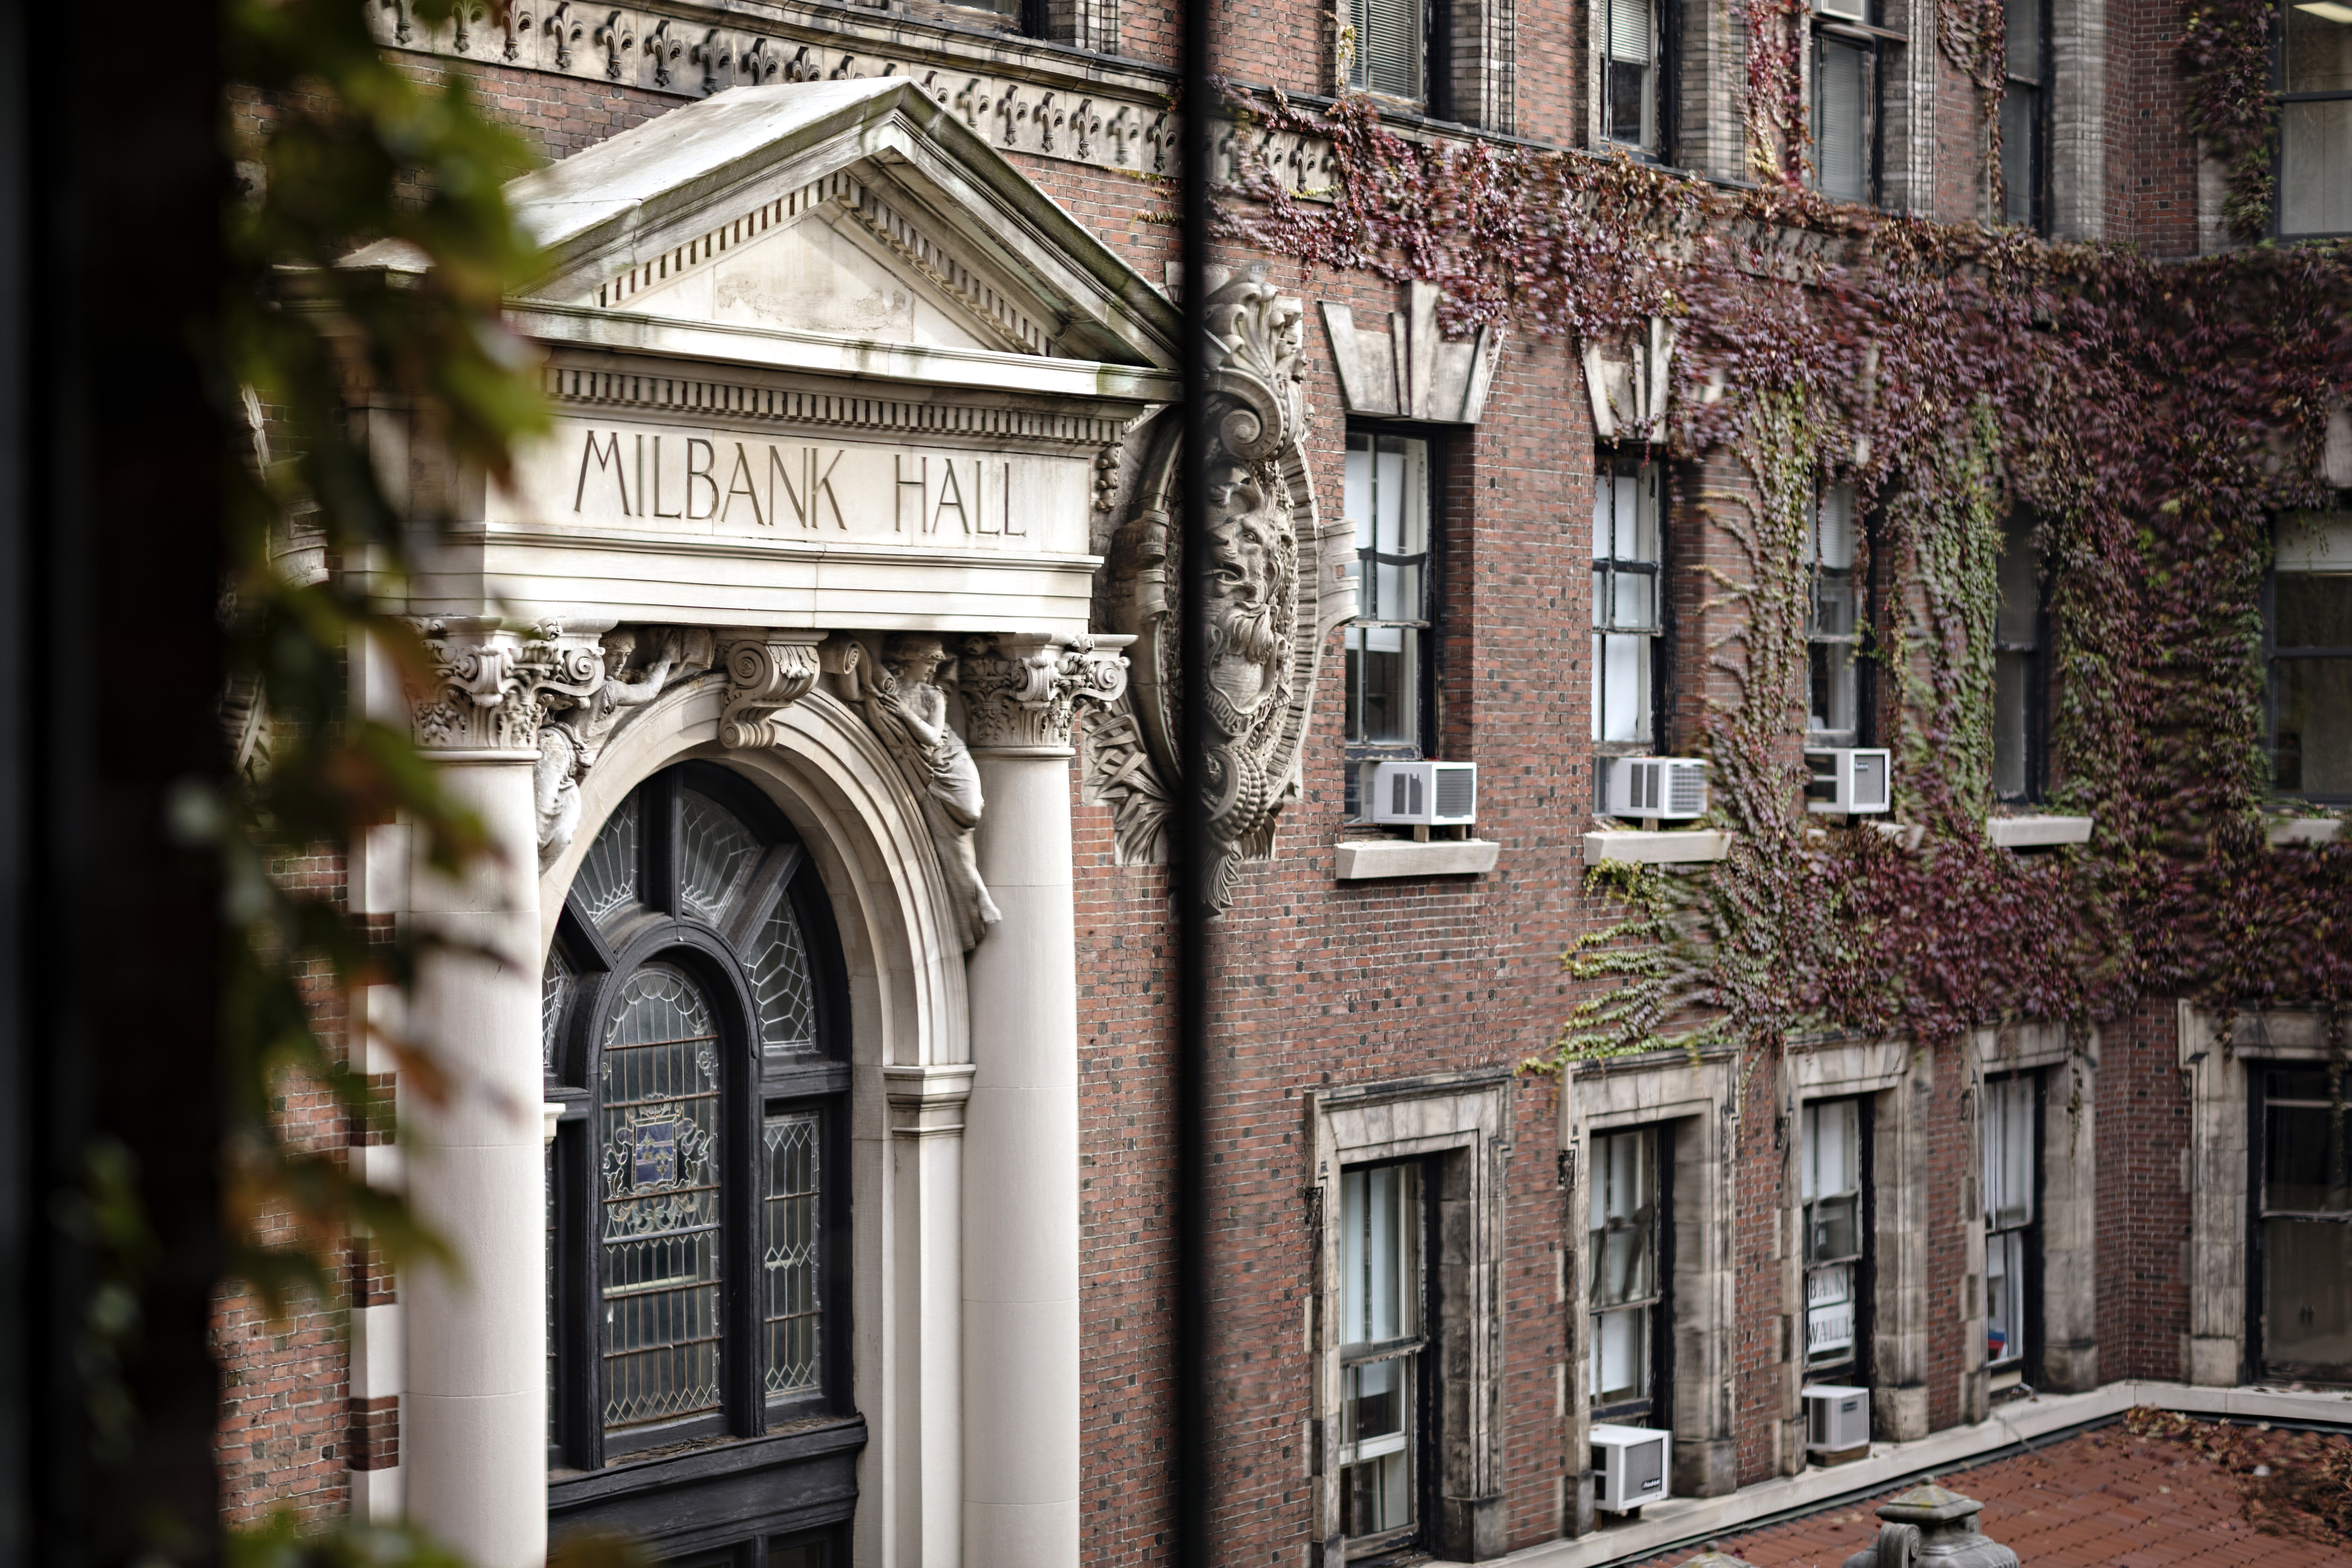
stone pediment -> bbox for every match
[498,79,1178,371]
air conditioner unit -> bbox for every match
[1591,1423,1672,1513]
[1801,1384,1872,1455]
[1605,757,1709,820]
[1813,0,1868,20]
[1804,747,1892,814]
[1365,760,1477,827]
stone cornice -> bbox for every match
[368,0,1334,192]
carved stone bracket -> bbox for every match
[960,633,1133,755]
[410,618,605,755]
[1322,282,1503,426]
[719,630,827,749]
[1582,315,1679,442]
[1092,267,1356,913]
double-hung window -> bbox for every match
[1593,455,1664,745]
[2267,510,2352,802]
[1348,0,1427,101]
[2282,0,2352,238]
[1982,1073,2040,1390]
[1801,1098,1868,1380]
[1992,513,2048,802]
[1600,0,1665,154]
[2000,0,2047,227]
[1344,431,1435,814]
[1337,1161,1427,1550]
[2252,1068,2352,1380]
[1589,1127,1669,1425]
[543,762,853,1533]
[1807,485,1863,744]
[1810,0,1898,205]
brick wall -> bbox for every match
[2096,1000,2191,1381]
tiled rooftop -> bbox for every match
[1632,1425,2347,1568]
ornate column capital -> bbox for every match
[959,633,1132,756]
[718,629,828,749]
[408,618,604,756]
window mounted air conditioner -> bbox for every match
[1605,757,1709,820]
[1365,760,1477,827]
[1804,747,1892,814]
[1801,1384,1871,1454]
[1591,1423,1672,1513]
[1813,0,1868,20]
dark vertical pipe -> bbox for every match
[1174,0,1214,1553]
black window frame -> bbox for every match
[2276,0,2352,240]
[2263,513,2352,805]
[1809,0,1902,210]
[545,760,856,1482]
[1587,1123,1676,1431]
[2247,1065,2352,1384]
[1591,450,1671,755]
[1346,0,1434,106]
[1343,424,1445,819]
[1598,0,1679,160]
[1992,511,2051,804]
[1334,1153,1440,1558]
[1799,1094,1875,1392]
[1806,482,1877,749]
[1980,1069,2045,1390]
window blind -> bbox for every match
[1608,0,1652,64]
[1813,38,1868,203]
[1352,0,1425,100]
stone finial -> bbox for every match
[1839,1484,2018,1568]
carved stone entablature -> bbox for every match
[1091,269,1357,912]
[363,2,1334,195]
[1321,282,1504,426]
[1582,315,1679,442]
[719,630,827,750]
[959,633,1132,755]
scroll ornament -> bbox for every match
[1090,269,1357,913]
[959,632,1133,753]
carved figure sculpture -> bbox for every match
[838,633,1001,951]
[535,626,711,866]
[1091,267,1357,913]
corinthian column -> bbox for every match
[955,634,1127,1568]
[400,620,586,1568]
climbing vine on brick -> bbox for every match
[2182,0,2283,241]
[1212,87,2352,1065]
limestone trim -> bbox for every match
[363,0,1335,194]
[1559,1045,1743,1530]
[407,617,606,755]
[1958,1024,2100,1422]
[1321,283,1504,426]
[543,360,1133,452]
[2178,1005,2340,1388]
[719,628,827,749]
[959,632,1131,755]
[1785,1037,1933,1460]
[1307,1068,1517,1564]
[884,1062,978,1138]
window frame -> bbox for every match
[1343,426,1444,818]
[1808,2,1900,209]
[1587,1124,1675,1429]
[1597,0,1675,158]
[1992,511,2051,804]
[2263,512,2352,804]
[1981,1070,2044,1387]
[1592,451,1669,750]
[2276,0,2352,240]
[1800,1095,1874,1385]
[1806,483,1872,748]
[1346,0,1431,105]
[546,761,855,1476]
[1334,1155,1436,1557]
[2247,1065,2352,1383]
[1999,0,2051,229]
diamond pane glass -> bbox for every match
[575,796,640,929]
[542,949,572,1074]
[679,791,762,926]
[598,965,723,1432]
[748,901,818,1056]
[762,1112,822,1397]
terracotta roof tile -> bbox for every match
[1632,1428,2348,1568]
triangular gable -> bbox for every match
[502,80,1178,369]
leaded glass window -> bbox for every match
[542,761,849,1476]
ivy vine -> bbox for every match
[2183,0,2283,243]
[1212,88,2351,1071]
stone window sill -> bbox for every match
[1987,814,2094,848]
[1334,837,1500,880]
[1583,828,1731,865]
[2269,816,2345,845]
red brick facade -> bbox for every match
[218,0,2273,1558]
